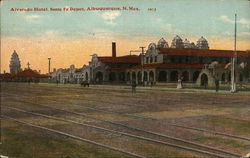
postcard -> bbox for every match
[1,0,250,158]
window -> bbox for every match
[146,57,149,63]
[155,56,157,62]
[150,56,153,63]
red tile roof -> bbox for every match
[98,56,140,64]
[107,67,128,71]
[16,69,50,78]
[130,63,204,70]
[159,48,250,58]
[0,73,15,79]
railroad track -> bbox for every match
[2,104,242,158]
[1,115,145,158]
[47,97,250,142]
[2,89,250,143]
[1,87,249,157]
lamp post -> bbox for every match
[48,58,51,74]
[231,14,237,93]
[140,47,145,86]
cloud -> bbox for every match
[238,32,250,37]
[162,24,182,35]
[23,14,43,23]
[238,18,250,29]
[219,15,250,29]
[101,11,121,25]
[25,14,41,20]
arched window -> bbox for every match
[158,71,167,82]
[85,72,88,81]
[109,72,116,81]
[150,56,153,63]
[201,73,208,87]
[127,72,131,81]
[193,71,200,82]
[149,71,154,81]
[96,71,103,83]
[170,71,178,81]
[119,72,125,81]
[132,72,136,81]
[143,71,148,81]
[221,73,225,82]
[137,71,142,83]
[181,71,189,81]
[239,73,243,82]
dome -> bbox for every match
[196,36,209,49]
[171,35,184,48]
[190,42,196,49]
[148,43,157,50]
[157,38,169,48]
[183,39,191,48]
[9,50,21,74]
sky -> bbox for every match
[1,0,250,73]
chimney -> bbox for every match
[112,42,116,57]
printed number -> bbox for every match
[148,8,156,11]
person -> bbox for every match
[180,76,184,87]
[132,80,137,93]
[177,78,183,89]
[215,79,219,92]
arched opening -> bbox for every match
[158,71,167,82]
[239,73,243,82]
[132,72,136,81]
[193,71,200,82]
[150,56,153,63]
[119,72,125,81]
[228,72,231,82]
[221,73,225,82]
[170,71,178,82]
[201,73,208,87]
[181,71,189,82]
[109,72,116,82]
[96,71,103,83]
[149,71,154,81]
[137,71,142,84]
[85,72,88,81]
[127,72,130,81]
[143,71,148,82]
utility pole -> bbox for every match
[48,58,51,74]
[231,14,237,93]
[140,46,145,86]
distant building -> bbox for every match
[9,50,21,74]
[51,36,250,86]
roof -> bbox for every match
[98,56,140,64]
[159,48,250,58]
[130,63,204,70]
[16,69,50,78]
[0,73,15,79]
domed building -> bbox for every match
[183,39,191,48]
[190,42,196,49]
[148,43,157,50]
[157,38,169,48]
[196,36,209,49]
[171,35,184,48]
[9,50,21,74]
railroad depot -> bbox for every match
[3,36,250,87]
[50,36,250,87]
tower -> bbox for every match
[9,50,21,74]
